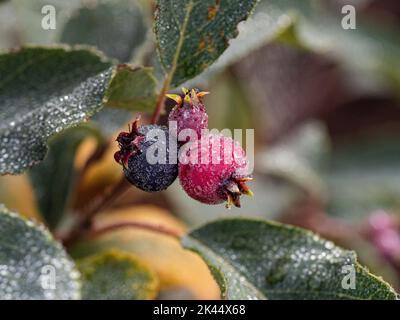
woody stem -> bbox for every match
[150,74,172,124]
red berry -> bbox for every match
[167,88,209,141]
[178,133,252,208]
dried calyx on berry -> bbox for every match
[114,118,144,167]
[178,133,253,208]
[167,88,209,141]
[114,117,178,192]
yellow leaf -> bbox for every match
[0,175,41,221]
[94,205,186,235]
[73,133,123,210]
[72,205,220,299]
[74,137,98,170]
[78,249,159,300]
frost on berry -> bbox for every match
[114,118,178,192]
[167,88,209,142]
[179,133,253,208]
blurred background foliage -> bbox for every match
[1,0,400,297]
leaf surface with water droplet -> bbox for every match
[0,205,80,299]
[0,46,113,174]
[154,0,259,87]
[77,249,159,300]
[103,65,157,111]
[182,218,398,299]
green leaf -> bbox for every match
[182,218,398,300]
[28,125,101,229]
[0,205,80,299]
[0,46,113,174]
[103,64,157,112]
[154,0,259,87]
[60,0,148,62]
[77,249,158,300]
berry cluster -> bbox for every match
[114,88,253,208]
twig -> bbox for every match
[60,177,131,247]
[150,74,172,124]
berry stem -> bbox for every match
[150,74,172,124]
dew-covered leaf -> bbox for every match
[60,0,148,62]
[103,64,157,112]
[0,46,113,175]
[0,205,80,299]
[182,218,398,300]
[78,249,158,300]
[28,125,101,229]
[154,0,259,87]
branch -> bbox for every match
[60,177,131,247]
[150,74,172,124]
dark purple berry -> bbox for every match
[115,118,178,192]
